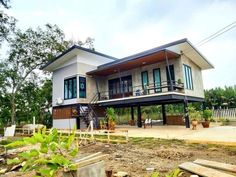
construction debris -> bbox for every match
[194,159,236,173]
[179,161,235,177]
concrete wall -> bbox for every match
[53,118,77,129]
[181,54,204,98]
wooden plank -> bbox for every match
[74,154,108,168]
[74,152,102,163]
[194,159,236,173]
[179,162,235,177]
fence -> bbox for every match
[213,108,236,120]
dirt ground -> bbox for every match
[79,138,236,177]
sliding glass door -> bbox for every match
[108,75,133,99]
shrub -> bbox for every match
[5,127,78,177]
[203,109,213,121]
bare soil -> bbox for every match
[79,138,236,177]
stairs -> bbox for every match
[79,93,99,129]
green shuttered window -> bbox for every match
[183,64,193,90]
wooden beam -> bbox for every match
[179,162,235,177]
[194,159,236,173]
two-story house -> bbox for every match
[42,38,213,129]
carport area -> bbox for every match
[116,124,236,145]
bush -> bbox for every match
[203,109,213,121]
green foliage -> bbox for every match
[220,118,230,126]
[202,108,213,121]
[188,106,201,121]
[204,86,236,109]
[106,107,117,122]
[165,169,182,177]
[5,127,79,177]
[147,169,182,177]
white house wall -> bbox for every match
[52,63,78,106]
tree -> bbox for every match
[0,0,16,45]
[0,0,10,8]
[1,24,94,124]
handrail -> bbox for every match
[97,80,184,101]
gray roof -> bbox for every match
[41,45,118,70]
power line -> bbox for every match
[195,20,236,47]
[183,20,236,53]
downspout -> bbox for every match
[165,50,174,91]
[118,68,124,98]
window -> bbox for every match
[183,64,193,90]
[64,77,77,99]
[153,68,161,93]
[141,71,149,88]
[108,75,132,99]
[79,77,86,98]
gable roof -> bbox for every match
[97,38,213,70]
[87,38,214,76]
[41,45,118,70]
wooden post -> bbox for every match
[184,101,190,128]
[33,116,35,133]
[137,105,142,128]
[162,104,167,125]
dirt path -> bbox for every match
[80,138,236,177]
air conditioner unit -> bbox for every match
[56,98,64,105]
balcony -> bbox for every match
[97,80,184,102]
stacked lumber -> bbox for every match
[179,159,236,177]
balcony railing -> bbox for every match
[97,80,184,101]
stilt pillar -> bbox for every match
[137,105,142,128]
[162,104,167,125]
[131,106,134,120]
[184,101,190,128]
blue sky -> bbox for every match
[5,0,236,89]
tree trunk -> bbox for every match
[11,94,16,125]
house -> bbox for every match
[42,38,214,129]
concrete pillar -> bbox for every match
[184,101,190,128]
[137,105,142,128]
[162,104,167,125]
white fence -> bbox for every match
[213,108,236,120]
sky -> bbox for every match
[4,0,236,89]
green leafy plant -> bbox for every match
[188,106,201,121]
[5,127,79,177]
[165,169,182,177]
[106,107,117,122]
[202,109,213,121]
[146,169,182,177]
